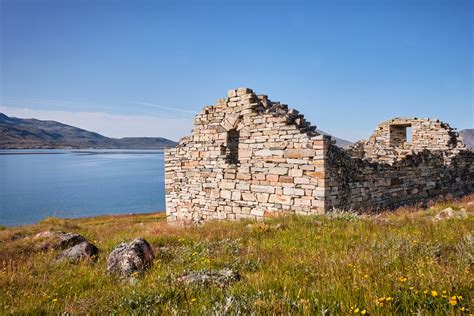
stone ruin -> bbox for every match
[164,88,473,223]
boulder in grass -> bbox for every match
[33,231,87,251]
[107,238,155,277]
[57,241,99,263]
[56,232,88,250]
[178,268,240,287]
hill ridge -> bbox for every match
[0,113,177,149]
[459,128,474,148]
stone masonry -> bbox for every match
[165,88,474,223]
[346,118,464,164]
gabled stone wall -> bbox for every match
[165,88,330,223]
[165,88,474,223]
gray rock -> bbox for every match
[274,223,288,230]
[178,268,240,286]
[33,231,58,239]
[436,207,454,220]
[433,207,467,221]
[33,231,87,250]
[107,238,155,277]
[57,241,99,262]
[57,232,87,250]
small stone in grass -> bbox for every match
[178,268,240,287]
[433,207,467,221]
[274,223,288,230]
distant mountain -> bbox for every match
[459,129,474,149]
[316,129,353,148]
[0,113,177,149]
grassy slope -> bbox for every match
[1,196,473,315]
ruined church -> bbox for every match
[165,88,473,223]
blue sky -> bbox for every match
[1,0,472,141]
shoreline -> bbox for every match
[0,211,166,229]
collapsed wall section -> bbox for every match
[347,118,464,163]
[327,118,474,211]
[165,88,331,223]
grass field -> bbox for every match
[1,195,473,315]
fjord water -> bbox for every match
[0,150,165,226]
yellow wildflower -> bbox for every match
[361,309,367,315]
[431,290,438,297]
[353,308,359,313]
[398,276,407,283]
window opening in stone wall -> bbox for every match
[389,124,412,147]
[406,126,412,143]
[225,129,240,164]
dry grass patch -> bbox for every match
[1,196,473,314]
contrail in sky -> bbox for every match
[134,101,197,114]
[3,96,198,115]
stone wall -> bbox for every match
[325,146,474,211]
[165,88,474,222]
[347,118,464,163]
[327,118,473,211]
[165,88,330,223]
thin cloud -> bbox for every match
[3,96,118,111]
[134,101,197,114]
[3,96,199,116]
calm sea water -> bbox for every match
[0,150,165,226]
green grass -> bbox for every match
[1,196,473,315]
